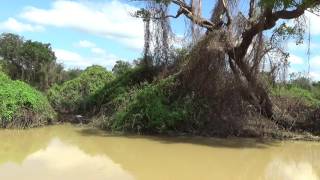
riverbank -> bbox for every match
[2,58,320,141]
[57,118,320,142]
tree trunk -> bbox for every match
[229,56,274,118]
[249,82,273,118]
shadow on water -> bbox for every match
[77,128,279,149]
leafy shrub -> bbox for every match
[0,61,5,73]
[272,86,320,107]
[94,72,192,133]
[113,76,190,133]
[47,65,114,113]
[112,60,132,77]
[0,72,56,128]
[0,70,9,81]
[311,86,320,100]
[91,66,156,113]
[289,73,312,90]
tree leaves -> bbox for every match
[0,33,62,91]
[0,72,56,126]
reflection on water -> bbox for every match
[265,159,318,180]
[0,124,320,180]
[0,138,134,180]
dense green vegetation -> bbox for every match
[0,33,84,91]
[112,77,185,132]
[47,65,114,114]
[0,0,320,141]
[0,33,62,91]
[91,71,193,133]
[0,71,56,128]
[273,86,320,107]
[112,60,132,77]
[272,75,320,107]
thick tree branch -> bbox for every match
[140,0,318,82]
[231,2,314,62]
[249,0,255,18]
[222,0,232,27]
[171,0,216,30]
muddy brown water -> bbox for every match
[0,124,319,180]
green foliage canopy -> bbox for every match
[47,65,114,113]
[0,33,64,91]
[0,72,56,128]
[112,60,132,77]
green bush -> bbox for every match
[272,85,320,107]
[112,60,132,77]
[311,86,320,100]
[289,73,312,90]
[0,70,9,81]
[96,74,192,133]
[0,72,56,128]
[0,62,4,73]
[47,65,114,113]
[91,66,156,112]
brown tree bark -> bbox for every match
[167,0,319,118]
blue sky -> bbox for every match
[0,0,319,79]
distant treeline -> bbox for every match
[0,33,83,91]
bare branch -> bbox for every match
[222,0,232,27]
[249,0,255,18]
[171,0,215,30]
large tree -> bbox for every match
[137,0,319,118]
[0,33,64,91]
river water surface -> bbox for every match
[0,124,320,180]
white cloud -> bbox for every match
[76,40,96,48]
[54,48,119,70]
[76,39,111,57]
[54,49,91,68]
[0,17,44,32]
[75,40,109,56]
[286,55,320,81]
[310,72,320,80]
[309,56,320,80]
[20,0,144,50]
[287,41,320,52]
[288,54,304,65]
[91,47,106,55]
[305,11,320,36]
[310,55,320,67]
